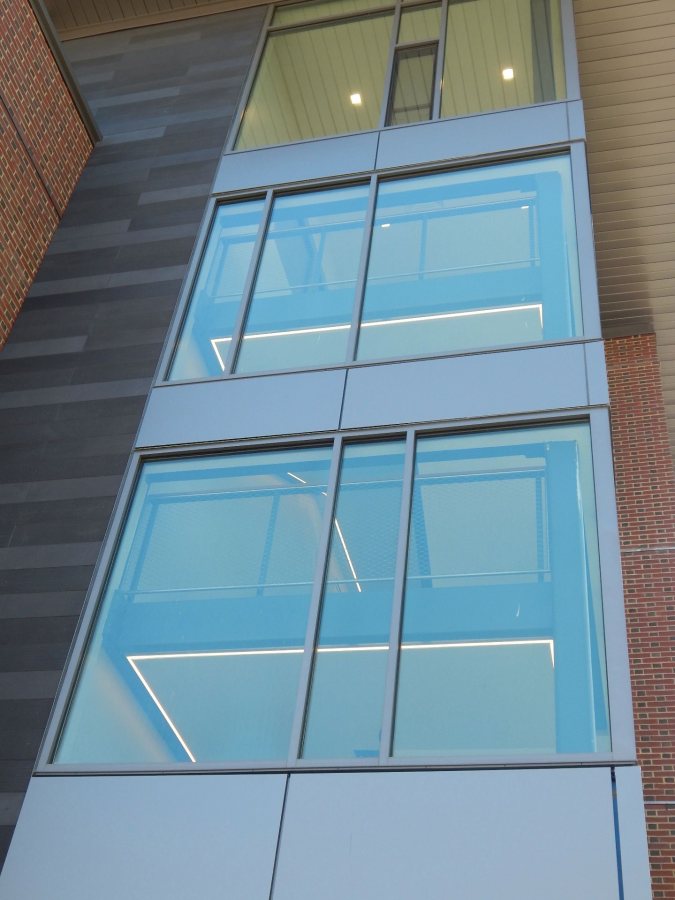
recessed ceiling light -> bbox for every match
[350,92,362,106]
[502,67,514,81]
[381,223,391,228]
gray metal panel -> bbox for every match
[614,767,653,900]
[341,344,591,430]
[0,774,285,900]
[214,132,380,194]
[273,769,620,900]
[589,409,636,762]
[137,369,346,447]
[586,341,609,405]
[566,98,586,140]
[376,102,570,171]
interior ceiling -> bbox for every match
[45,0,264,39]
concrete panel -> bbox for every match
[273,769,620,900]
[341,344,591,430]
[614,767,653,900]
[0,774,285,900]
[376,102,570,171]
[137,369,346,447]
[214,132,379,193]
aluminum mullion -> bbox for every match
[345,173,379,363]
[223,189,274,375]
[378,0,404,129]
[432,0,448,120]
[379,427,416,762]
[286,436,344,764]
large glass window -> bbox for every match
[169,156,581,380]
[235,185,370,374]
[169,200,265,381]
[357,156,580,360]
[302,441,406,759]
[393,424,609,757]
[234,0,565,151]
[54,423,610,767]
[55,448,332,764]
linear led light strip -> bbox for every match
[127,638,553,763]
[209,303,544,370]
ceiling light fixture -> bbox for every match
[350,92,362,105]
[502,67,514,81]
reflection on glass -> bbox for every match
[235,12,394,150]
[393,424,610,758]
[235,185,369,374]
[273,0,392,27]
[387,45,437,126]
[55,448,332,764]
[169,200,264,381]
[357,156,581,361]
[397,3,441,44]
[302,442,405,759]
[441,0,565,118]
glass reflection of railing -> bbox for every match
[407,568,551,581]
[364,256,540,282]
[125,581,317,602]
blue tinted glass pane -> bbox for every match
[302,441,405,759]
[393,424,609,757]
[55,448,332,764]
[169,200,265,381]
[357,156,581,361]
[235,185,369,373]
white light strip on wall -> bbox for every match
[209,303,543,369]
[210,337,231,371]
[401,638,555,666]
[360,303,543,330]
[129,638,553,666]
[127,656,197,763]
[333,518,362,593]
[127,637,554,763]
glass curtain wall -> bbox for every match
[169,155,581,380]
[54,423,610,766]
[235,0,565,151]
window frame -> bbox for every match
[226,0,578,154]
[37,408,635,774]
[159,147,599,388]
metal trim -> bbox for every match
[26,0,101,143]
[379,428,415,761]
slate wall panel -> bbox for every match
[0,7,265,871]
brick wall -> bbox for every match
[0,0,93,346]
[606,333,675,899]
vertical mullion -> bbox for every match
[432,0,448,120]
[379,427,416,763]
[287,436,345,765]
[345,173,379,363]
[378,0,403,129]
[223,188,274,375]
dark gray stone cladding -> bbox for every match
[0,7,265,868]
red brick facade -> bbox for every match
[606,333,675,899]
[0,0,93,345]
